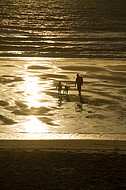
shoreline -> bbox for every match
[0,139,126,154]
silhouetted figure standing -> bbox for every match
[75,74,83,96]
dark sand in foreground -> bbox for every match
[0,140,126,190]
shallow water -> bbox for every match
[0,0,126,59]
[0,57,126,140]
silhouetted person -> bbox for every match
[75,74,83,96]
[56,81,62,94]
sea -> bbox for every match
[0,0,126,140]
[0,0,126,59]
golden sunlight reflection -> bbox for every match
[24,75,42,108]
[23,115,48,133]
[22,68,54,109]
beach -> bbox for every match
[0,58,126,140]
[0,0,126,188]
[0,139,126,189]
[0,57,126,189]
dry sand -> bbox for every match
[0,140,126,189]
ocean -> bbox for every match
[0,0,126,140]
[0,0,126,59]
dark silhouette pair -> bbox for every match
[56,82,70,94]
[57,74,83,96]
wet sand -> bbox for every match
[0,58,126,139]
[0,140,126,189]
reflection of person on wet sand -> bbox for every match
[58,95,63,107]
[79,95,85,104]
[56,81,62,94]
[75,103,83,112]
[64,94,71,102]
[75,74,83,96]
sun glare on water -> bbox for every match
[24,75,42,108]
[23,115,48,133]
[23,70,52,108]
[17,65,55,135]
